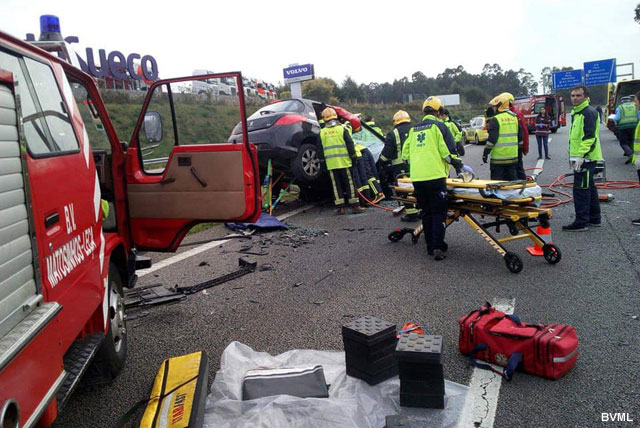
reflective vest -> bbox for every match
[366,121,383,136]
[632,121,640,165]
[354,142,364,158]
[391,128,405,165]
[321,125,352,170]
[569,99,603,161]
[401,115,452,181]
[489,111,519,165]
[445,119,462,143]
[618,103,638,130]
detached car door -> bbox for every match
[125,72,260,251]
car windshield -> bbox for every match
[352,127,384,162]
[248,100,305,119]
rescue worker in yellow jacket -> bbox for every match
[381,110,418,220]
[365,115,384,136]
[319,108,366,215]
[562,85,603,231]
[402,96,464,260]
[482,94,524,181]
[632,91,640,226]
[442,109,464,156]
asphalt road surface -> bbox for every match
[54,124,640,428]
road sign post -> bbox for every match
[552,70,583,90]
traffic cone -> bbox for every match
[526,224,552,256]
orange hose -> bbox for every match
[528,168,640,208]
[357,190,397,211]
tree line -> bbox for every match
[277,64,540,105]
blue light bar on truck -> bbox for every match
[39,15,63,41]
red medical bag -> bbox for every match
[459,302,578,380]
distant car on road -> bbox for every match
[462,116,489,145]
[228,98,384,186]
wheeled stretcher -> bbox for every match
[388,178,561,273]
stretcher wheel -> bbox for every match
[388,230,407,242]
[388,230,403,242]
[542,244,561,264]
[411,233,420,245]
[508,223,519,236]
[539,215,550,229]
[504,252,523,273]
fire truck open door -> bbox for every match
[125,72,260,251]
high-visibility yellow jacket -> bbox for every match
[320,124,353,170]
[486,111,519,165]
[401,114,453,181]
[569,99,603,161]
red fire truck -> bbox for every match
[511,94,566,133]
[0,27,259,427]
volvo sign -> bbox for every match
[283,64,314,84]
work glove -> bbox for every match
[450,157,463,170]
[482,148,490,164]
[570,157,585,172]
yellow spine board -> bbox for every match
[139,351,207,428]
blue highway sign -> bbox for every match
[552,69,583,90]
[584,59,616,86]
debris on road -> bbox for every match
[125,258,258,309]
[175,257,257,295]
[314,269,334,285]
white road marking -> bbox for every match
[137,204,316,277]
[531,158,545,181]
[458,297,515,428]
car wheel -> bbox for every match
[291,143,321,182]
[474,134,480,145]
[92,263,127,379]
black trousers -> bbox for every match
[329,168,358,206]
[490,163,518,181]
[573,162,601,226]
[361,149,384,197]
[618,128,634,156]
[351,157,371,202]
[516,148,527,180]
[413,178,448,253]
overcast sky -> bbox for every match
[2,0,639,91]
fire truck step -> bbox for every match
[135,255,152,270]
[56,332,105,412]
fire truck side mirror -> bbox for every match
[144,111,163,143]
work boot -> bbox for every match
[625,158,633,165]
[434,249,446,261]
[632,218,640,226]
[562,223,588,232]
[351,206,367,214]
[336,207,346,215]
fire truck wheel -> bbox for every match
[95,263,127,378]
